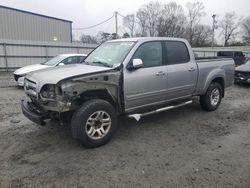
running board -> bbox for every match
[128,100,193,121]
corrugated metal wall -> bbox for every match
[0,39,97,71]
[0,6,72,42]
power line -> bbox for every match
[72,12,135,31]
[117,12,125,18]
[72,15,114,30]
[117,12,141,25]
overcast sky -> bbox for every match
[1,0,250,42]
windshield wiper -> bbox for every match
[82,60,90,65]
[91,61,112,67]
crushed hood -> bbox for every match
[25,64,112,88]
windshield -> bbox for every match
[245,59,250,65]
[41,55,66,66]
[84,41,135,67]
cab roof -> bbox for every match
[107,37,188,43]
[59,54,87,57]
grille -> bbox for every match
[24,78,37,97]
[235,71,250,79]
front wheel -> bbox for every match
[71,99,117,148]
[200,82,223,111]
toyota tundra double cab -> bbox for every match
[21,37,235,148]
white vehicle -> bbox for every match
[14,54,87,86]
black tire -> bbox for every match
[200,82,223,111]
[71,99,117,148]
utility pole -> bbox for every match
[115,11,118,39]
[212,14,216,48]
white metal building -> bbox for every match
[0,5,72,42]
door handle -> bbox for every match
[188,67,196,72]
[156,71,166,76]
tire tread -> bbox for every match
[71,99,117,148]
[200,82,222,111]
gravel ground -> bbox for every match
[0,74,250,188]
[0,72,16,88]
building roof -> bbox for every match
[0,5,72,23]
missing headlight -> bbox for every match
[41,84,55,98]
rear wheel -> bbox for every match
[200,82,222,111]
[71,99,117,148]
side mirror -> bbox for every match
[58,63,64,66]
[132,58,143,69]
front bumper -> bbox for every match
[21,100,48,125]
[234,77,250,84]
[14,74,25,86]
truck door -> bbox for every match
[124,41,168,112]
[165,41,198,100]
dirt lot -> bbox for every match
[0,73,250,188]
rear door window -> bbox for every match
[165,41,190,64]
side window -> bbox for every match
[133,42,162,68]
[221,52,233,57]
[61,56,78,65]
[235,52,243,57]
[165,41,190,64]
[78,56,86,63]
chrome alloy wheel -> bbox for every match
[210,88,220,106]
[85,111,112,140]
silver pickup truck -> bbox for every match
[21,37,235,148]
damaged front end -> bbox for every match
[22,68,122,125]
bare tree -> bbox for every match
[219,12,239,46]
[242,16,250,45]
[136,9,148,36]
[80,34,98,44]
[192,25,212,47]
[186,2,205,46]
[156,2,186,37]
[146,2,162,37]
[123,14,136,37]
[136,2,162,37]
[124,1,220,47]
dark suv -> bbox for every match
[217,51,246,66]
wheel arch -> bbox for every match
[201,69,226,98]
[211,77,225,97]
[79,89,120,112]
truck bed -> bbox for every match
[194,57,235,95]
